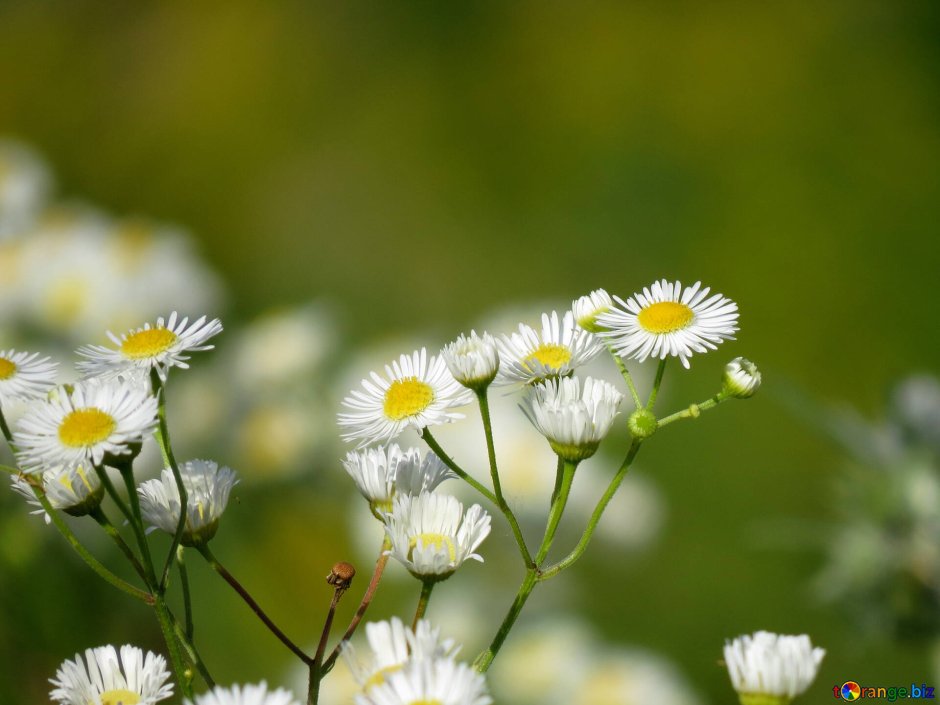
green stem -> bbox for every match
[0,406,14,446]
[116,462,158,587]
[89,506,149,584]
[323,535,392,674]
[309,587,345,705]
[420,428,496,503]
[198,544,313,664]
[154,594,193,699]
[177,546,194,641]
[657,392,730,427]
[412,580,435,630]
[474,568,537,672]
[646,359,667,410]
[606,342,642,409]
[151,369,189,591]
[535,460,577,564]
[28,481,153,604]
[171,612,215,688]
[476,391,534,567]
[540,440,642,579]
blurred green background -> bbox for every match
[1,1,939,703]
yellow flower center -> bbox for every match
[58,408,116,448]
[409,532,457,563]
[383,378,434,421]
[0,357,16,380]
[637,301,694,334]
[363,663,404,690]
[99,689,141,705]
[120,327,178,359]
[525,343,571,371]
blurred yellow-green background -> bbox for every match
[1,2,939,703]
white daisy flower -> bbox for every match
[14,380,157,474]
[341,617,458,690]
[0,349,58,405]
[521,376,623,462]
[49,643,174,705]
[723,357,761,399]
[496,311,603,385]
[356,657,491,705]
[77,312,223,382]
[572,289,614,333]
[442,331,500,391]
[11,463,103,522]
[384,492,491,580]
[343,444,454,512]
[598,280,738,369]
[338,348,473,447]
[138,459,238,546]
[184,682,301,705]
[723,631,825,703]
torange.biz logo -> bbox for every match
[835,682,935,701]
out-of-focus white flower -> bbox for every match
[384,492,490,580]
[571,648,702,705]
[339,348,473,447]
[356,657,491,705]
[341,617,458,690]
[0,140,51,240]
[723,631,825,704]
[77,312,223,382]
[15,380,157,473]
[184,682,302,705]
[521,376,623,461]
[11,463,103,522]
[343,444,454,512]
[138,459,238,546]
[496,310,603,385]
[0,349,58,405]
[442,331,500,391]
[599,279,738,369]
[50,644,174,705]
[572,289,613,333]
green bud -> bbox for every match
[627,408,658,439]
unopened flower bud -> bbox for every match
[627,408,658,440]
[442,331,500,391]
[327,561,356,591]
[723,357,761,399]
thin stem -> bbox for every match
[657,392,729,428]
[115,462,158,587]
[154,594,193,699]
[0,406,14,445]
[540,440,642,580]
[535,460,577,564]
[646,359,667,410]
[606,343,642,409]
[89,506,149,583]
[323,535,392,674]
[198,544,313,664]
[421,428,496,504]
[309,588,345,705]
[476,391,534,567]
[474,568,537,672]
[27,481,153,604]
[171,612,215,688]
[151,369,189,591]
[177,546,194,641]
[412,580,435,630]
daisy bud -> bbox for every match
[327,561,356,591]
[627,408,658,441]
[442,330,500,392]
[342,444,454,515]
[723,631,825,705]
[723,357,761,399]
[572,288,613,333]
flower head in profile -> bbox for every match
[341,617,458,691]
[138,459,238,546]
[521,376,623,462]
[0,349,58,405]
[15,380,157,474]
[496,310,603,386]
[442,331,500,391]
[723,631,825,705]
[342,444,454,513]
[571,289,613,333]
[598,279,738,369]
[11,463,103,522]
[49,643,174,705]
[184,682,301,705]
[338,349,473,447]
[355,657,492,705]
[723,357,761,399]
[384,492,491,581]
[77,312,223,382]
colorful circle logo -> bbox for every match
[841,681,861,701]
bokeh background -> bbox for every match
[1,2,939,703]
